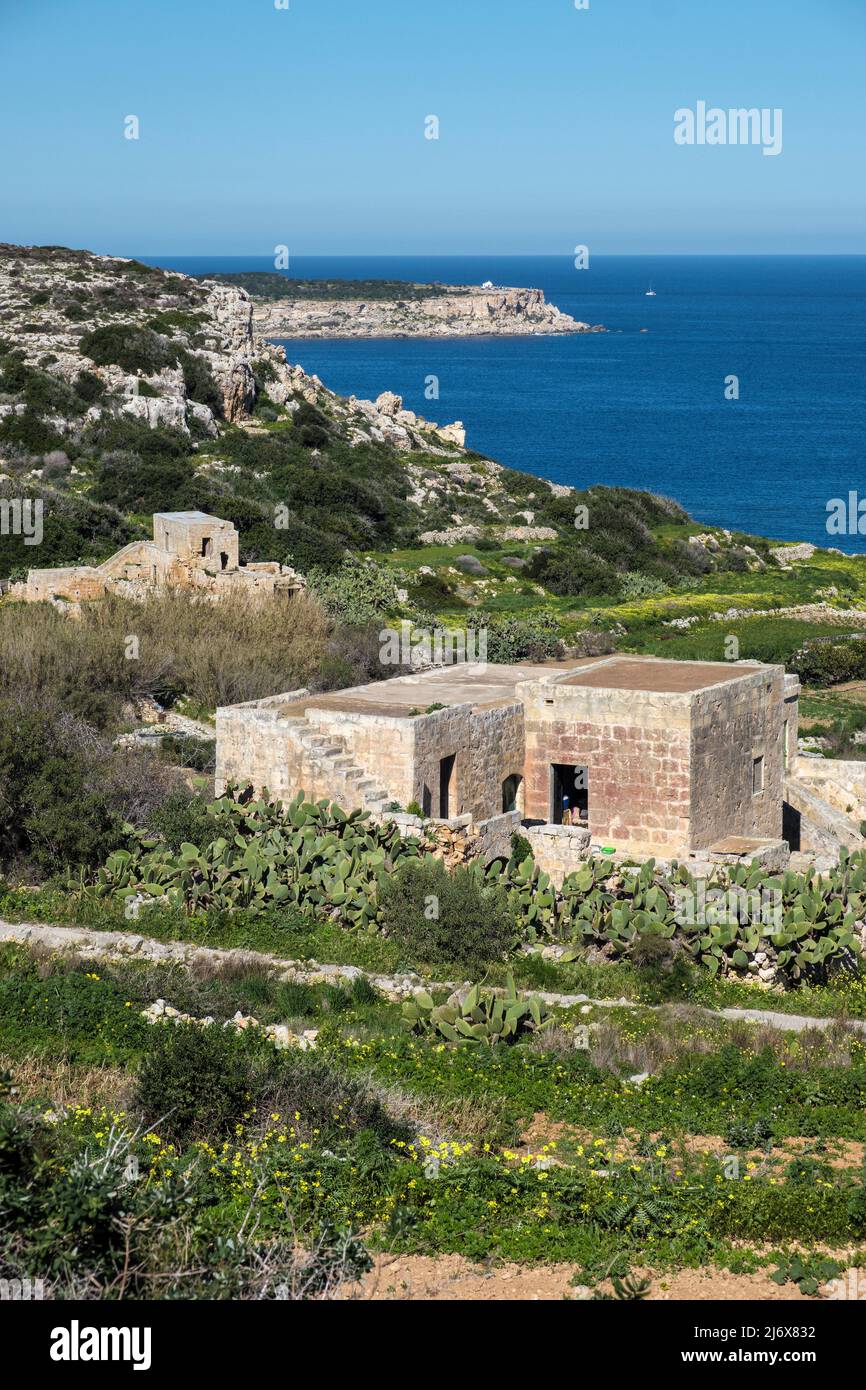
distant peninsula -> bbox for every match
[200,272,605,339]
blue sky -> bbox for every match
[1,0,863,254]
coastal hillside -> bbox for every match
[3,243,866,735]
[0,243,696,582]
[4,252,866,1313]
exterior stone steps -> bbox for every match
[784,773,864,855]
[282,712,398,815]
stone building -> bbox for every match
[20,511,304,606]
[216,654,800,877]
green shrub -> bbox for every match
[792,638,866,688]
[176,349,221,412]
[73,369,105,403]
[510,832,533,863]
[725,1115,775,1149]
[79,323,173,374]
[527,545,616,597]
[134,1022,260,1142]
[618,571,670,600]
[378,857,517,971]
[476,610,563,663]
[0,702,123,873]
[145,790,214,851]
[306,556,399,625]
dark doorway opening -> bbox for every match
[782,800,801,851]
[220,551,229,570]
[551,763,588,826]
[439,755,456,818]
[201,537,212,558]
[502,773,522,813]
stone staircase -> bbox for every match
[784,756,866,855]
[282,713,393,815]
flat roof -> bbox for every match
[557,656,764,694]
[273,654,771,718]
[282,660,590,718]
[154,511,228,524]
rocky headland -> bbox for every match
[242,283,604,340]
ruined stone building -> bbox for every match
[216,654,804,880]
[20,511,304,606]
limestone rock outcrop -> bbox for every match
[251,284,605,339]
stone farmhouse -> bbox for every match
[216,654,809,881]
[20,511,304,606]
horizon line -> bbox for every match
[133,251,866,259]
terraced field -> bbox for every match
[3,855,866,1303]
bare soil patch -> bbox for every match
[348,1254,833,1301]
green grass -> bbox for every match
[4,938,866,1286]
[627,617,852,663]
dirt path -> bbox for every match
[349,1253,857,1301]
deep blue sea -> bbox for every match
[147,256,866,551]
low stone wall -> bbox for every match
[524,823,591,885]
[380,809,520,867]
[704,838,790,873]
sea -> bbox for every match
[146,255,866,551]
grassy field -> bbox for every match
[4,841,866,1302]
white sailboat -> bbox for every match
[645,283,656,297]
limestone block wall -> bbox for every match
[154,513,239,568]
[465,704,525,821]
[524,823,592,885]
[409,702,524,820]
[410,704,472,815]
[783,674,800,772]
[26,566,106,602]
[97,541,166,582]
[689,668,784,849]
[520,679,693,857]
[475,809,522,860]
[215,690,308,800]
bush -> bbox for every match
[159,733,216,772]
[177,349,222,412]
[0,702,124,873]
[134,1022,260,1143]
[293,401,331,447]
[135,1022,408,1148]
[618,571,670,600]
[477,611,563,663]
[74,369,105,403]
[527,546,616,597]
[791,638,866,688]
[306,556,399,625]
[378,858,517,971]
[79,323,173,374]
[146,790,214,850]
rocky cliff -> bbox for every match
[0,244,467,451]
[249,284,604,340]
